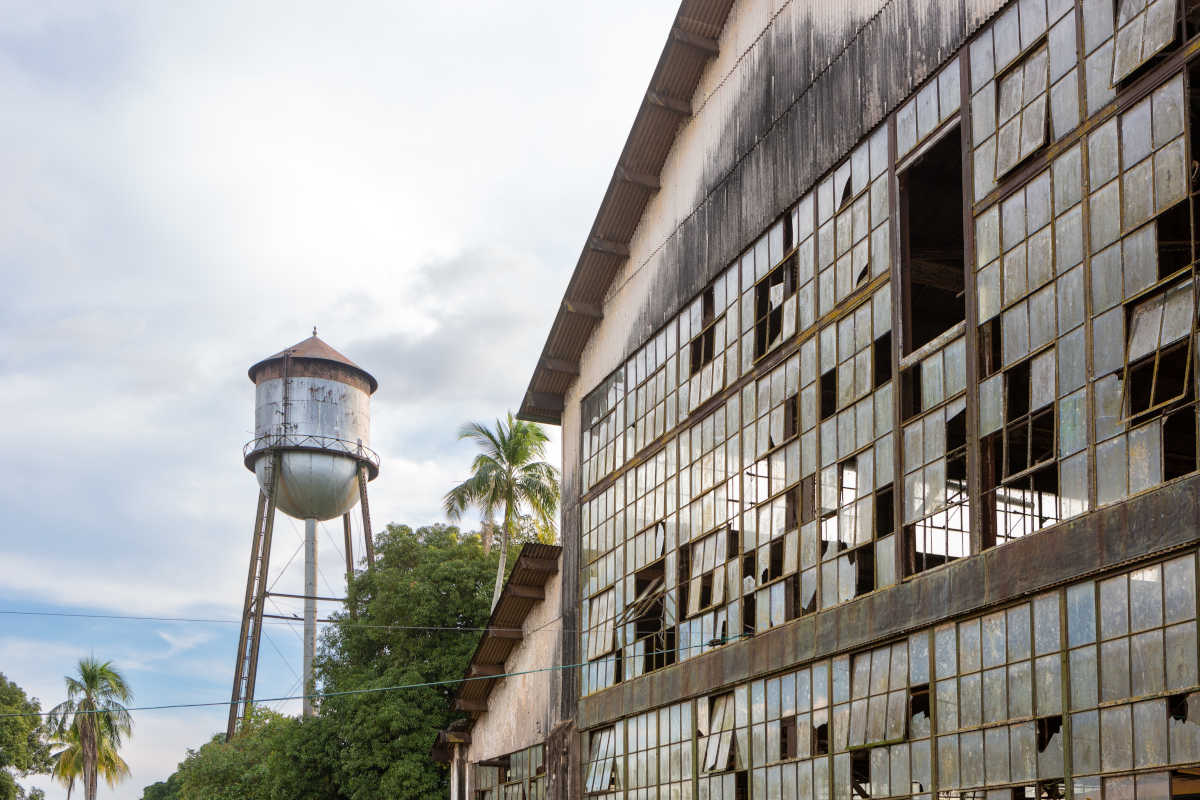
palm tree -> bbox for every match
[444,412,560,609]
[49,658,133,800]
[49,722,130,799]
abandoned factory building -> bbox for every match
[464,0,1200,796]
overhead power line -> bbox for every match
[0,608,528,633]
[0,634,753,719]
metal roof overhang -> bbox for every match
[518,0,736,424]
[448,543,562,718]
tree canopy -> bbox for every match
[141,523,510,800]
[0,673,50,800]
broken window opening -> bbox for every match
[754,255,798,360]
[813,719,830,755]
[908,683,931,739]
[904,399,970,575]
[821,369,838,420]
[780,715,798,761]
[901,125,966,354]
[850,750,872,798]
[873,332,893,388]
[1156,200,1192,281]
[1122,277,1196,419]
[1036,715,1062,752]
[690,287,719,377]
[901,362,923,422]
[979,317,1003,378]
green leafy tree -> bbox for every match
[317,523,503,800]
[138,772,181,800]
[48,659,133,800]
[0,673,51,800]
[143,524,499,800]
[444,412,560,608]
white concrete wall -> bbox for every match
[564,0,777,468]
[463,564,563,794]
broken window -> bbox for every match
[816,126,891,316]
[617,555,675,678]
[684,263,739,412]
[900,125,966,353]
[818,452,893,608]
[994,42,1049,178]
[901,338,969,574]
[583,726,620,794]
[1123,278,1195,417]
[750,217,799,360]
[701,692,745,773]
[682,530,729,619]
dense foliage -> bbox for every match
[141,523,506,800]
[0,674,50,800]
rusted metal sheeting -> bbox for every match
[449,544,561,713]
[519,0,1011,423]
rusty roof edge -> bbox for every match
[517,0,733,424]
[449,544,563,711]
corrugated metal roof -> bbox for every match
[450,543,562,717]
[518,0,736,424]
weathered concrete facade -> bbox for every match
[524,0,1200,798]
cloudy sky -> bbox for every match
[0,2,677,795]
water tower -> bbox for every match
[227,330,380,739]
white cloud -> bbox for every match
[0,1,678,795]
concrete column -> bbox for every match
[303,517,317,717]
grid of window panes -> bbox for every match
[578,549,1200,799]
[470,744,545,800]
[574,0,1200,705]
[584,723,624,799]
[624,702,692,800]
[900,335,970,574]
[815,126,890,317]
[624,322,680,461]
[817,285,897,606]
[677,399,742,662]
[969,0,1078,202]
[618,443,678,680]
[1087,73,1198,507]
[975,143,1090,548]
[898,56,963,160]
[739,352,804,633]
[698,686,750,797]
[933,594,1067,796]
[1065,554,1200,780]
[740,213,799,367]
[582,481,623,694]
[685,264,741,414]
[583,369,626,491]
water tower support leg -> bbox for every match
[342,513,354,579]
[357,465,375,566]
[303,518,317,718]
[227,452,279,740]
[227,490,267,741]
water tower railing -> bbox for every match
[243,434,381,476]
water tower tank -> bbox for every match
[244,332,379,521]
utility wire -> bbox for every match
[0,608,548,634]
[0,634,753,719]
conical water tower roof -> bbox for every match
[248,332,378,393]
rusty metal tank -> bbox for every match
[244,331,379,521]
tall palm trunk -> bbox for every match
[490,506,514,610]
[82,718,98,800]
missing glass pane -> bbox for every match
[901,127,967,353]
